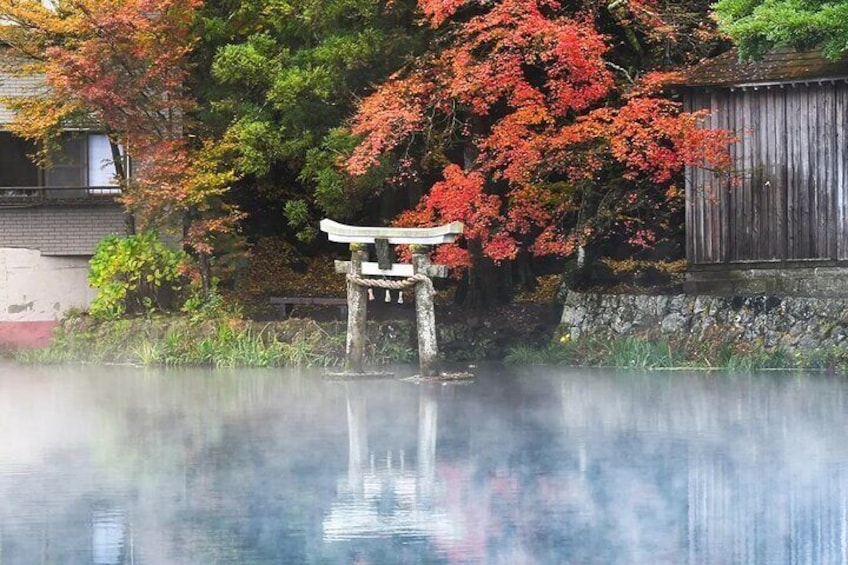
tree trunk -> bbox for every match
[110,140,135,235]
[453,117,517,312]
[124,211,136,236]
[198,251,211,297]
[455,238,513,312]
[513,249,534,292]
[182,209,212,297]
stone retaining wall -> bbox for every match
[559,292,848,351]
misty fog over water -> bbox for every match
[0,362,846,564]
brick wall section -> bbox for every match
[0,204,126,255]
[0,70,46,125]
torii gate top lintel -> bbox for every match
[319,219,464,245]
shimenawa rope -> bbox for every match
[346,273,433,292]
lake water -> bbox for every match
[0,363,846,564]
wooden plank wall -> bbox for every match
[685,83,848,265]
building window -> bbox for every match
[87,134,119,188]
[0,132,38,188]
[47,133,122,193]
[46,135,86,187]
[0,131,123,196]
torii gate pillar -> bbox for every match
[411,246,438,376]
[347,244,369,373]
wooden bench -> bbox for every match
[270,296,348,318]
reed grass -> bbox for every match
[17,314,416,368]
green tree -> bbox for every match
[713,0,848,59]
[194,0,427,240]
[88,232,188,319]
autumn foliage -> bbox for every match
[0,0,239,256]
[346,0,733,269]
[0,0,734,309]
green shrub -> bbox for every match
[608,337,680,369]
[504,343,573,365]
[88,232,188,319]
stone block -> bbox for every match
[660,312,687,334]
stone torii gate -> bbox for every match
[320,219,464,376]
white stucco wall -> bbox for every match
[0,247,95,322]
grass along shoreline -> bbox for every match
[505,335,848,373]
[16,315,417,368]
[12,302,559,367]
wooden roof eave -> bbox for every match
[679,76,848,92]
[673,48,848,91]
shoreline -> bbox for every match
[8,309,848,374]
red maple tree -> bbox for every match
[345,0,732,284]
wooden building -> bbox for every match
[680,48,848,295]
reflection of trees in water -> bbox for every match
[0,368,344,564]
[556,373,848,563]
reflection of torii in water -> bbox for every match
[91,508,131,565]
[322,383,461,542]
